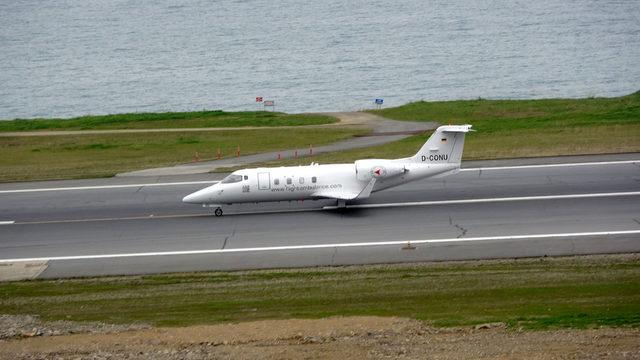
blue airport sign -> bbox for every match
[375,98,384,105]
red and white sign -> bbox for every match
[264,100,275,106]
[255,96,263,102]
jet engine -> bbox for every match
[355,159,407,181]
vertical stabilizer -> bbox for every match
[411,125,472,166]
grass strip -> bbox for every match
[1,254,638,330]
[0,111,337,131]
[215,121,640,172]
[217,92,640,170]
[366,91,640,160]
[0,128,366,182]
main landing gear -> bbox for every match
[214,207,223,217]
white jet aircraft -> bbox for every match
[183,124,472,216]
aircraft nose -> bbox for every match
[182,193,198,204]
[182,188,210,204]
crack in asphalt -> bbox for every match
[221,227,236,250]
[449,215,468,238]
[454,223,468,238]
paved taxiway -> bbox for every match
[0,155,638,279]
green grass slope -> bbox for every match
[0,128,366,181]
[0,111,336,132]
[1,255,638,329]
[371,91,640,159]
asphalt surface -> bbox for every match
[0,154,638,279]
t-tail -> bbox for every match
[411,124,473,167]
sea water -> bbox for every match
[1,0,639,119]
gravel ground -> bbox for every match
[1,316,639,359]
[0,314,150,340]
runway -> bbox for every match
[0,155,639,280]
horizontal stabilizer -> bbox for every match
[439,124,474,133]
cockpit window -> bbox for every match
[221,174,243,184]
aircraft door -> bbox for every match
[258,172,270,190]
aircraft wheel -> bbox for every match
[214,207,223,217]
[337,199,347,209]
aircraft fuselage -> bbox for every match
[184,161,457,206]
[183,124,473,216]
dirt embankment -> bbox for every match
[1,315,639,359]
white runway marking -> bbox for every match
[0,181,218,194]
[335,191,640,210]
[0,160,636,194]
[460,160,638,172]
[0,221,15,225]
[2,230,639,263]
[10,191,640,225]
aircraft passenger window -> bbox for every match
[221,174,243,184]
[299,177,304,184]
[287,178,292,185]
[244,175,248,180]
[311,176,317,183]
[274,179,279,185]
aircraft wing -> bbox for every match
[312,178,376,200]
[311,190,360,200]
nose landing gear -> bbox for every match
[214,207,223,217]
